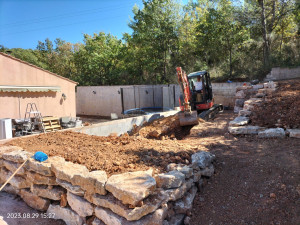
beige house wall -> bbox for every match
[0,53,77,119]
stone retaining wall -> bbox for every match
[229,82,300,138]
[0,146,216,225]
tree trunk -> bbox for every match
[258,0,270,68]
[229,47,232,78]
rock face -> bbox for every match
[229,116,250,127]
[258,128,285,138]
[67,191,94,217]
[191,151,215,169]
[105,171,156,206]
[19,189,50,211]
[47,204,84,225]
[92,190,167,221]
[155,171,185,189]
[31,184,66,200]
[238,110,252,117]
[228,126,265,135]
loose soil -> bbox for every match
[2,111,300,224]
[251,79,300,129]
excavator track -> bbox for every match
[198,104,224,121]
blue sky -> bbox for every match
[0,0,146,49]
[0,0,192,49]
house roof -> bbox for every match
[0,52,78,85]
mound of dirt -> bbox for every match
[133,114,204,140]
[251,79,300,128]
[5,131,198,175]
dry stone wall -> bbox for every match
[229,82,300,138]
[0,146,216,225]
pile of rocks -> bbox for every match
[229,82,300,138]
[0,145,216,225]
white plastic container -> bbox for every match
[0,118,12,140]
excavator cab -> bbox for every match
[187,71,213,112]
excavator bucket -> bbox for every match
[178,111,199,126]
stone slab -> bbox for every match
[2,150,30,163]
[105,170,156,206]
[31,184,66,200]
[191,151,215,169]
[26,171,57,185]
[164,179,194,202]
[258,128,285,138]
[78,170,107,195]
[200,165,215,177]
[287,129,300,138]
[2,160,26,175]
[19,189,50,211]
[228,126,265,135]
[67,191,94,217]
[174,186,197,214]
[25,156,64,176]
[0,146,22,159]
[92,190,167,221]
[0,167,30,189]
[56,178,85,196]
[47,204,84,225]
[95,204,168,225]
[229,116,250,127]
[155,171,185,189]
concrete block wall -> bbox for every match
[76,82,245,117]
[0,146,216,225]
[265,67,300,81]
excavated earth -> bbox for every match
[251,79,300,128]
[5,114,203,175]
[2,111,300,224]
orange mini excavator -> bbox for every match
[176,67,223,126]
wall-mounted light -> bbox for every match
[93,91,96,94]
[118,90,121,94]
[145,90,149,94]
[62,93,67,100]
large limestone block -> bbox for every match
[229,116,250,127]
[1,184,20,195]
[200,164,215,177]
[106,170,156,206]
[0,146,22,159]
[26,156,64,176]
[26,171,57,185]
[91,217,105,225]
[95,204,168,225]
[92,190,167,221]
[166,164,193,178]
[47,204,84,225]
[51,160,89,185]
[164,179,194,202]
[228,126,265,135]
[0,216,8,225]
[19,189,50,211]
[258,128,285,138]
[235,90,245,99]
[165,214,185,225]
[234,106,243,114]
[238,110,252,117]
[2,150,31,163]
[31,184,66,200]
[67,191,94,217]
[78,170,107,195]
[191,151,215,169]
[2,160,26,175]
[0,167,30,189]
[174,186,197,214]
[155,171,185,189]
[56,178,85,196]
[235,99,245,107]
[287,129,300,138]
